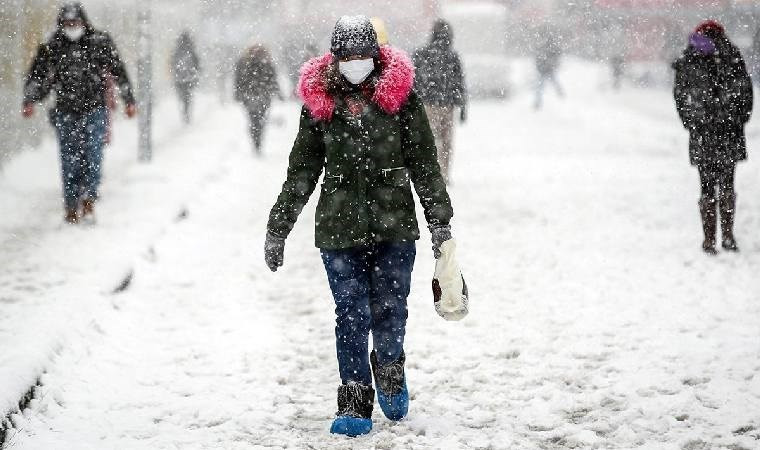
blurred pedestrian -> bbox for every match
[413,19,467,185]
[234,44,280,155]
[673,20,753,254]
[171,31,201,124]
[370,17,389,45]
[265,16,453,437]
[283,38,319,97]
[534,30,564,109]
[22,2,135,224]
[610,55,625,90]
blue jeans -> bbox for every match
[52,108,107,210]
[321,241,416,385]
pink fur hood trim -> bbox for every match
[296,45,415,122]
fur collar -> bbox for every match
[297,45,415,122]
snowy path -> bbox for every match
[5,62,760,449]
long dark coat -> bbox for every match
[267,47,452,250]
[673,37,753,166]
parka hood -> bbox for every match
[297,45,415,122]
[430,20,453,49]
[57,2,92,31]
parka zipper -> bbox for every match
[381,167,406,177]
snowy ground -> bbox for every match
[2,60,760,449]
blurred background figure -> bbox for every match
[534,29,564,110]
[413,19,467,185]
[610,55,625,91]
[370,17,390,45]
[282,38,319,98]
[171,31,201,125]
[234,44,281,155]
[21,2,135,225]
[672,20,753,254]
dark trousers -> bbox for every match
[535,71,564,109]
[246,104,270,153]
[320,241,416,386]
[176,84,193,124]
[698,163,735,200]
[52,108,107,210]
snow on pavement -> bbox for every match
[5,61,760,449]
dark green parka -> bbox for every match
[267,46,452,249]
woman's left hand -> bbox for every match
[430,224,452,259]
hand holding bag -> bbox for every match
[432,239,469,321]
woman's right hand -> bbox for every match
[265,232,286,272]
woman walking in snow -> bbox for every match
[673,21,753,254]
[264,16,453,437]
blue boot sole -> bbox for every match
[330,416,372,437]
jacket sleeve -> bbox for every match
[733,54,753,125]
[672,60,694,129]
[100,33,135,105]
[23,43,54,104]
[267,107,326,238]
[233,60,244,101]
[266,60,280,97]
[401,92,453,227]
[452,53,467,107]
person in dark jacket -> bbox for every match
[171,31,200,124]
[264,16,454,437]
[22,2,135,224]
[234,44,280,154]
[610,55,625,90]
[534,30,564,109]
[673,20,753,253]
[413,19,467,185]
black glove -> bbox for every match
[430,224,452,259]
[459,106,467,123]
[264,231,286,272]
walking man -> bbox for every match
[172,31,201,124]
[413,19,467,185]
[22,2,136,224]
[534,30,564,109]
[234,44,280,155]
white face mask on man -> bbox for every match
[64,26,85,41]
[338,58,375,85]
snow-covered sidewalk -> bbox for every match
[4,61,760,449]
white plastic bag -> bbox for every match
[432,239,469,321]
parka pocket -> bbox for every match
[381,167,410,187]
[321,174,344,195]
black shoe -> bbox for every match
[370,350,409,421]
[330,382,374,437]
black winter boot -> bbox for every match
[699,196,717,255]
[371,350,409,421]
[719,193,738,251]
[330,382,374,437]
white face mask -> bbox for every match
[339,59,374,85]
[64,26,85,41]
